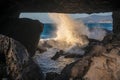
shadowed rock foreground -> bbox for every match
[0,34,44,80]
[0,0,120,79]
[0,18,43,57]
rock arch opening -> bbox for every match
[19,12,115,80]
[0,0,120,79]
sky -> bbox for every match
[19,12,112,23]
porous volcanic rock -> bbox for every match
[0,34,44,80]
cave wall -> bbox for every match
[0,0,119,13]
[0,0,120,56]
[113,10,120,34]
[20,0,113,13]
[0,1,120,79]
[0,0,118,15]
[1,0,117,13]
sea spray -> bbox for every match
[35,13,108,74]
[88,27,107,41]
[48,13,89,48]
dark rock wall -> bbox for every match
[0,34,44,80]
[113,10,120,34]
[12,0,116,13]
[0,18,43,57]
[0,0,43,57]
[0,0,20,24]
[0,0,118,13]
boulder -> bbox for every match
[51,50,64,60]
[22,59,44,80]
[54,42,120,80]
[54,56,91,80]
[0,34,44,80]
[84,53,120,80]
[84,39,103,56]
[0,18,43,57]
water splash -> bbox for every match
[35,13,107,74]
[88,27,107,41]
[48,13,89,48]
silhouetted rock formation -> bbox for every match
[0,18,43,57]
[113,10,120,34]
[0,34,44,80]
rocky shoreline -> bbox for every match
[34,33,120,80]
[0,32,120,80]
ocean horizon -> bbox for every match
[41,23,112,39]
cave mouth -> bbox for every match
[19,12,113,74]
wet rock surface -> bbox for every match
[64,54,83,58]
[34,33,120,80]
[53,36,120,80]
[0,24,118,80]
[51,50,64,60]
[54,56,91,80]
[0,34,44,80]
[36,47,47,53]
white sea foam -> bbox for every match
[34,48,76,74]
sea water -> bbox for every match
[41,23,112,39]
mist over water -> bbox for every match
[48,13,107,48]
[88,27,107,41]
[48,13,89,48]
